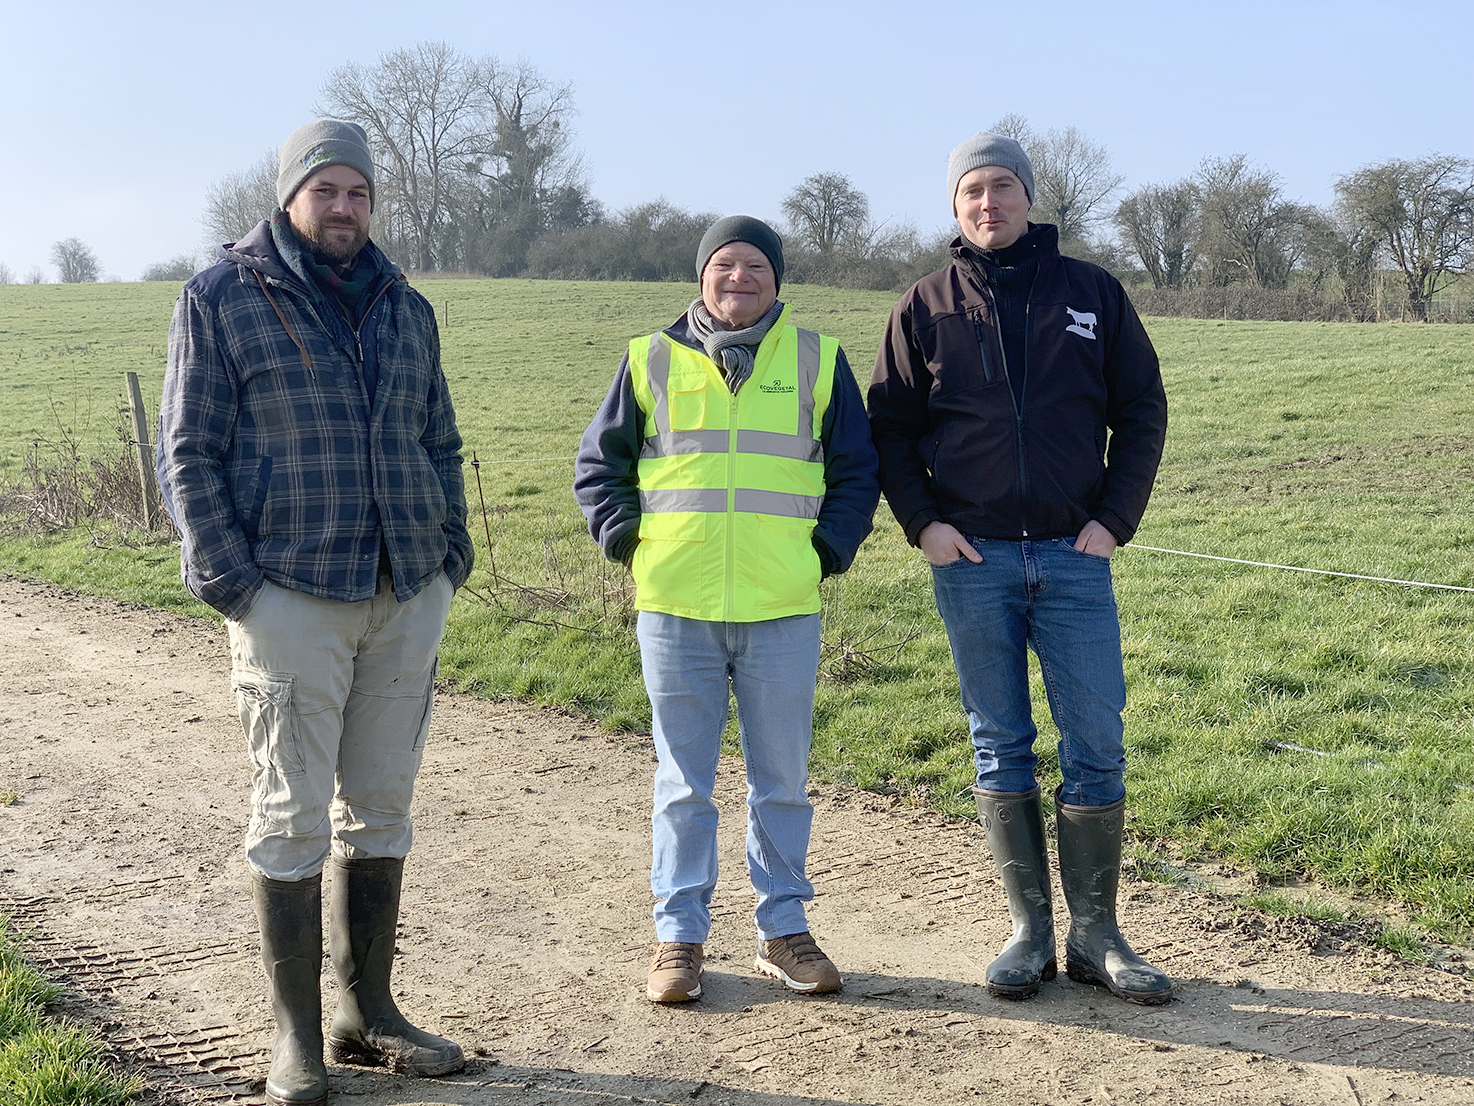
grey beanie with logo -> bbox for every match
[947,132,1035,208]
[695,215,785,291]
[276,119,376,210]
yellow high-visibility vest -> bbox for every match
[628,304,837,622]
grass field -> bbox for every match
[1,278,1472,942]
[0,923,140,1104]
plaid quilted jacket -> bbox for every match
[157,221,473,619]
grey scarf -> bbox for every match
[686,298,784,395]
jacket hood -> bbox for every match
[216,219,401,288]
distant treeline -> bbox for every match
[172,43,1465,323]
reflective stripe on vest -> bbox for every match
[639,486,823,520]
[641,328,826,459]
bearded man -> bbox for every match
[158,119,473,1104]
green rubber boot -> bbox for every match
[1055,790,1173,1005]
[252,873,328,1106]
[326,856,465,1076]
[974,786,1057,998]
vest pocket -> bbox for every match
[744,515,820,615]
[633,512,709,615]
[667,368,709,431]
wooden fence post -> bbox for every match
[125,372,160,530]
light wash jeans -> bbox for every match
[636,611,821,943]
[227,571,453,880]
[930,536,1128,808]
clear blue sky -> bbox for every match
[3,0,1469,280]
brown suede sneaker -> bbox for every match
[646,941,703,1002]
[754,932,842,993]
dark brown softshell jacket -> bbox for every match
[868,225,1167,546]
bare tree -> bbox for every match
[1194,155,1307,288]
[0,262,14,284]
[51,238,100,283]
[1336,155,1474,319]
[320,42,489,271]
[24,267,46,284]
[141,255,200,281]
[203,151,277,246]
[1029,127,1124,244]
[461,58,591,274]
[1114,180,1199,288]
[986,117,1122,244]
[475,60,580,212]
[782,172,870,256]
[988,113,1035,145]
[1294,206,1381,320]
[319,43,590,274]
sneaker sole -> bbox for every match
[753,955,842,994]
[646,979,702,1002]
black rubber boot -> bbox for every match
[326,856,465,1076]
[252,873,328,1106]
[973,786,1057,998]
[1055,790,1173,1005]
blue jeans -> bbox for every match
[636,611,821,943]
[931,537,1127,808]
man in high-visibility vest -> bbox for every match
[575,216,879,1003]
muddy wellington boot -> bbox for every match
[973,786,1057,998]
[252,873,328,1106]
[1055,790,1173,1005]
[326,856,465,1076]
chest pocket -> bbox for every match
[667,367,710,432]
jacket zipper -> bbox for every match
[725,386,739,621]
[980,278,1031,539]
[267,270,393,404]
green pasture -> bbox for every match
[0,923,140,1104]
[1,279,1472,941]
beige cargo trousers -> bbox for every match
[227,571,454,881]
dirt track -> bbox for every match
[1,575,1472,1106]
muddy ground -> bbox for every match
[1,575,1471,1106]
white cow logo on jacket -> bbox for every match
[1064,307,1097,340]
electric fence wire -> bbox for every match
[1127,545,1474,593]
[10,434,1472,594]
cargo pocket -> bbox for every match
[411,658,438,753]
[233,668,306,777]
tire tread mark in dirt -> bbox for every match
[1,893,266,1104]
[117,1024,265,1105]
[1243,1002,1474,1074]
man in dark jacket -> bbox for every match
[158,119,473,1105]
[575,216,879,1005]
[868,133,1171,1005]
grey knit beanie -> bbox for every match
[947,132,1035,208]
[695,215,785,291]
[276,119,376,209]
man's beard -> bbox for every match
[294,214,369,264]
